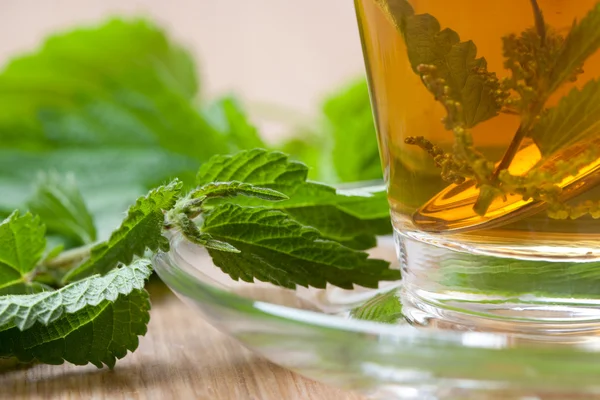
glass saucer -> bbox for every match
[153,233,600,400]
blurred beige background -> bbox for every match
[0,0,366,140]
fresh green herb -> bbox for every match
[200,203,396,289]
[195,148,309,185]
[27,172,97,247]
[170,150,398,288]
[0,150,396,368]
[167,180,290,253]
[63,181,183,282]
[350,289,403,323]
[0,19,228,235]
[278,131,330,181]
[0,289,149,368]
[196,149,391,250]
[202,96,267,151]
[0,212,46,295]
[0,260,151,331]
[278,79,383,184]
[0,260,151,367]
[191,181,290,203]
[323,80,382,183]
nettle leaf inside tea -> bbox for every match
[381,0,505,128]
[376,0,600,232]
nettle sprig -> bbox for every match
[166,150,398,290]
[387,0,600,220]
[0,150,398,368]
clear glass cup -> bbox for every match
[355,0,600,335]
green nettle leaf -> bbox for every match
[27,172,96,246]
[0,289,150,368]
[0,148,196,240]
[63,181,182,282]
[173,180,290,253]
[383,0,500,128]
[260,184,391,250]
[202,97,267,152]
[0,19,222,158]
[278,130,335,182]
[350,290,404,324]
[201,203,399,290]
[190,181,289,203]
[277,78,383,184]
[381,0,415,20]
[548,3,600,93]
[0,259,152,331]
[530,79,600,156]
[196,149,308,186]
[323,80,382,183]
[0,19,231,231]
[0,211,46,294]
[197,149,391,250]
[187,231,241,254]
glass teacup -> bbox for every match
[355,0,600,335]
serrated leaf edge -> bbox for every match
[63,180,182,282]
[0,259,152,331]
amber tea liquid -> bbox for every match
[356,0,600,259]
[355,0,600,335]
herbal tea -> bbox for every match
[355,0,600,333]
[356,0,600,259]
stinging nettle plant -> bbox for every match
[0,150,398,368]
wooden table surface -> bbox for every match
[0,284,366,400]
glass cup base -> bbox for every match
[397,231,600,338]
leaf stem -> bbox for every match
[530,0,546,45]
[474,1,552,215]
[490,0,548,179]
[476,99,545,214]
[488,0,547,183]
[42,244,94,270]
[491,124,526,180]
[493,97,545,180]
